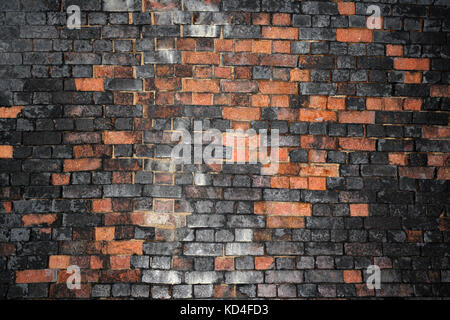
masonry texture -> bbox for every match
[0,0,449,300]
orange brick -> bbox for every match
[214,67,232,79]
[0,145,13,158]
[338,2,355,15]
[103,241,143,255]
[270,177,290,189]
[215,257,234,271]
[52,173,70,186]
[299,109,337,122]
[350,204,369,217]
[422,126,450,139]
[389,153,408,165]
[404,72,422,84]
[155,78,181,91]
[110,256,130,270]
[215,39,233,52]
[182,52,220,64]
[177,38,195,50]
[273,40,291,54]
[104,131,141,144]
[339,111,375,124]
[22,214,57,227]
[255,257,274,270]
[406,230,423,242]
[386,45,403,56]
[235,40,252,52]
[271,95,290,108]
[183,79,220,93]
[258,81,297,95]
[327,97,346,110]
[272,13,291,25]
[430,85,450,97]
[366,98,383,110]
[290,69,310,82]
[90,256,103,269]
[437,167,450,180]
[300,164,339,177]
[308,150,327,163]
[290,177,308,189]
[64,158,102,172]
[192,93,213,105]
[428,154,446,166]
[267,216,304,228]
[95,227,115,241]
[74,78,104,91]
[308,177,327,190]
[344,270,362,283]
[0,106,23,118]
[252,40,272,54]
[49,255,71,269]
[402,98,421,111]
[16,269,57,284]
[383,97,403,111]
[339,138,376,151]
[337,29,372,42]
[223,107,260,121]
[253,13,270,25]
[394,58,430,71]
[309,96,328,109]
[262,27,298,40]
[254,201,311,216]
[92,199,112,213]
[251,95,270,107]
[93,66,113,78]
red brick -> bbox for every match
[422,126,450,139]
[339,138,376,151]
[223,107,260,121]
[52,173,70,186]
[92,199,112,213]
[339,111,375,124]
[301,135,337,150]
[261,54,297,67]
[300,164,339,177]
[234,40,252,52]
[406,230,423,242]
[338,2,355,15]
[307,177,327,190]
[270,176,290,189]
[309,96,327,109]
[16,269,57,283]
[327,97,346,110]
[437,167,450,180]
[183,79,220,93]
[95,227,115,241]
[299,109,337,122]
[430,85,450,97]
[22,214,57,227]
[366,98,383,110]
[343,270,362,283]
[252,40,272,54]
[49,255,71,269]
[0,106,23,118]
[262,27,298,40]
[182,52,220,65]
[103,241,143,255]
[254,201,311,216]
[221,80,258,93]
[389,153,408,165]
[223,53,259,66]
[404,72,422,84]
[177,38,195,50]
[272,40,291,54]
[394,58,430,70]
[192,93,213,105]
[337,29,372,42]
[104,131,141,144]
[386,45,403,56]
[215,257,234,271]
[253,13,270,25]
[350,204,369,217]
[93,66,113,78]
[251,95,270,107]
[255,257,274,270]
[110,256,131,270]
[290,69,310,82]
[403,98,422,111]
[267,216,304,228]
[289,177,308,189]
[214,67,232,79]
[0,146,13,158]
[215,39,233,52]
[154,78,181,91]
[64,158,102,172]
[399,167,435,179]
[74,78,104,91]
[272,13,291,25]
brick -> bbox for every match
[221,81,258,93]
[49,255,70,269]
[64,159,102,172]
[300,110,336,122]
[215,257,234,271]
[16,269,57,284]
[339,138,376,151]
[267,216,305,229]
[343,270,362,283]
[290,69,310,82]
[52,173,70,186]
[95,227,115,241]
[338,2,355,15]
[430,85,450,97]
[183,79,220,93]
[394,58,430,71]
[103,241,143,255]
[255,257,274,270]
[0,146,13,158]
[223,107,260,121]
[350,204,369,217]
[300,164,339,177]
[399,167,435,179]
[262,27,298,40]
[336,29,372,43]
[182,52,220,65]
[22,214,57,227]
[386,45,403,57]
[104,131,141,145]
[339,111,375,124]
[254,202,311,216]
[258,81,297,95]
[0,106,23,118]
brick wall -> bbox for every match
[0,0,449,299]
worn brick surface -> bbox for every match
[0,0,448,300]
